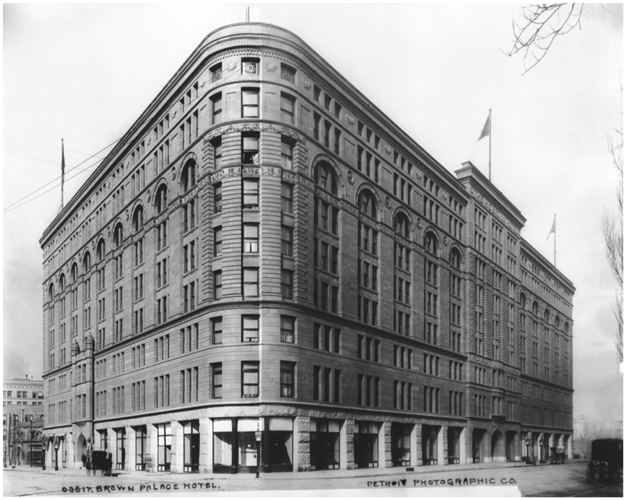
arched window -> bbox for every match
[48,284,55,302]
[315,162,338,195]
[359,190,377,219]
[59,274,66,293]
[71,263,78,282]
[97,239,106,262]
[564,322,570,336]
[155,185,168,214]
[133,206,144,232]
[83,252,91,273]
[181,160,197,193]
[394,212,410,239]
[544,308,550,323]
[520,293,526,309]
[532,301,538,316]
[555,316,561,330]
[424,232,438,255]
[113,223,123,248]
[450,248,462,269]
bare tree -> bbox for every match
[506,4,584,74]
[601,129,623,362]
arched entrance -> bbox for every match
[76,434,87,464]
[490,430,505,462]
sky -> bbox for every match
[3,3,623,425]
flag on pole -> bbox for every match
[478,113,491,141]
[546,214,556,240]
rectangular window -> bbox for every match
[242,362,259,397]
[280,93,296,124]
[281,183,294,213]
[243,224,259,253]
[281,269,293,299]
[281,226,293,256]
[242,134,260,165]
[280,316,295,343]
[281,138,294,169]
[280,362,295,397]
[243,268,259,297]
[242,178,259,208]
[242,315,259,342]
[211,92,222,123]
[334,129,341,155]
[241,88,259,118]
[214,226,222,256]
[313,113,321,141]
[213,271,222,299]
[212,317,223,345]
[212,138,222,170]
[212,363,222,399]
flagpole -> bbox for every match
[61,138,65,210]
[553,213,556,267]
[488,109,492,182]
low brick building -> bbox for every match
[41,22,574,473]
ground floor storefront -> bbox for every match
[42,408,572,474]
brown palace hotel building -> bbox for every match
[40,23,574,473]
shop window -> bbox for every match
[354,422,379,468]
[156,423,171,472]
[183,421,200,472]
[310,419,340,470]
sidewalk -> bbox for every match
[5,459,583,481]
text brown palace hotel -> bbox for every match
[40,23,574,473]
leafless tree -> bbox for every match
[506,4,584,74]
[601,128,623,362]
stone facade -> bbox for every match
[40,22,574,473]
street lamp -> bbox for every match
[54,438,60,471]
[255,422,262,479]
[41,437,46,470]
[538,435,544,463]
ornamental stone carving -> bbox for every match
[125,210,129,221]
[171,167,176,180]
[303,80,311,90]
[347,171,355,184]
[384,145,392,155]
[266,62,277,72]
[170,110,177,120]
[442,193,448,201]
[415,171,423,180]
[384,196,391,209]
[417,219,423,229]
[346,115,355,125]
[443,236,449,246]
[227,61,237,72]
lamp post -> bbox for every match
[29,418,33,467]
[538,435,543,463]
[255,422,262,479]
[54,438,60,471]
[41,437,46,470]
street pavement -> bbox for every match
[3,460,623,496]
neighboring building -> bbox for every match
[40,22,574,473]
[3,377,45,466]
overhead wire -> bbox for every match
[3,138,120,213]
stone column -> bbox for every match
[437,424,448,465]
[294,416,310,472]
[170,421,184,473]
[409,424,418,467]
[459,427,468,464]
[342,419,354,470]
[414,423,423,466]
[146,424,157,472]
[126,426,135,472]
[199,417,212,474]
[378,421,391,468]
[438,425,447,465]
